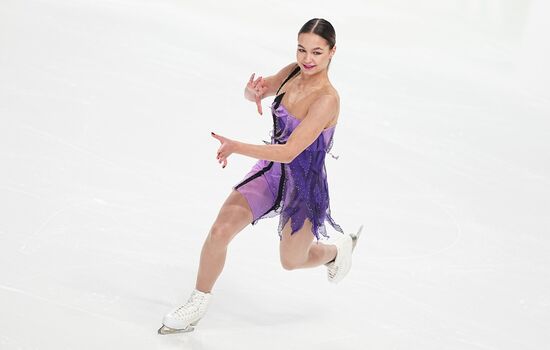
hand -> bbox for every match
[246,73,267,115]
[211,132,236,169]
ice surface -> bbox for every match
[1,0,549,349]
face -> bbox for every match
[296,32,336,75]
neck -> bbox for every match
[298,69,329,88]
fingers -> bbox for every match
[256,103,263,115]
[247,73,265,116]
[251,75,263,115]
[255,94,263,115]
[212,131,229,168]
[211,131,223,142]
[250,75,263,89]
[253,75,262,86]
[249,73,261,87]
[216,152,228,169]
[253,76,263,89]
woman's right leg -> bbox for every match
[195,189,253,293]
[159,189,252,334]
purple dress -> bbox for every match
[233,65,344,241]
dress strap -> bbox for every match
[275,64,301,95]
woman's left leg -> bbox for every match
[279,218,337,270]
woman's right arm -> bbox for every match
[244,62,298,115]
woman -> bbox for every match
[158,18,363,335]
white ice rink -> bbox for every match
[1,0,549,349]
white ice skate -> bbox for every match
[158,289,212,335]
[326,225,363,284]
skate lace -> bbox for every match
[173,293,204,319]
[326,232,359,280]
[327,261,339,279]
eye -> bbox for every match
[298,48,306,52]
[313,52,322,55]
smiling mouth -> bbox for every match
[303,64,316,69]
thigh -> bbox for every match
[279,218,315,260]
[210,189,254,240]
[234,161,280,222]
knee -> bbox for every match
[207,223,234,247]
[280,254,303,271]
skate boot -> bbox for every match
[326,225,364,284]
[158,289,212,335]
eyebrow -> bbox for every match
[298,44,324,50]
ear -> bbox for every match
[330,46,336,58]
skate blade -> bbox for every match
[355,224,364,238]
[351,224,364,251]
[158,324,195,335]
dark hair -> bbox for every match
[298,18,336,49]
[298,18,336,68]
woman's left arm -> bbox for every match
[212,95,338,168]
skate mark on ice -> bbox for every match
[18,199,87,254]
[0,284,133,326]
[0,185,44,201]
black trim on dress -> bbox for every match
[235,64,302,221]
[235,161,274,189]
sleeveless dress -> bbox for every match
[233,65,344,241]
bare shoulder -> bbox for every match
[316,84,340,104]
[311,86,340,122]
[311,92,338,108]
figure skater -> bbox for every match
[158,18,363,335]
